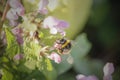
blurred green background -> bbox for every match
[53,0,120,80]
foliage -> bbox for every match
[0,0,118,80]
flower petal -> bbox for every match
[48,0,59,11]
[76,74,87,80]
[87,76,98,80]
[50,27,57,34]
[43,16,57,28]
[16,5,25,16]
[6,9,18,20]
[8,0,23,9]
[14,53,23,60]
[47,52,61,64]
[56,20,69,29]
[103,75,112,80]
[103,63,114,76]
[38,0,49,11]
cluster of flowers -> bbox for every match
[76,63,114,80]
[5,0,69,64]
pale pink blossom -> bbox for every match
[76,74,98,80]
[38,0,49,14]
[6,0,25,26]
[8,0,22,9]
[47,52,61,64]
[103,63,114,80]
[16,5,25,16]
[43,16,69,36]
[14,53,23,60]
[6,9,18,20]
[6,9,18,26]
[8,0,25,16]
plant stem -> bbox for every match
[0,0,9,34]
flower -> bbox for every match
[12,27,23,45]
[38,0,49,14]
[43,16,69,36]
[76,74,98,80]
[6,0,25,26]
[47,52,61,64]
[8,0,23,9]
[6,9,18,26]
[103,63,114,80]
[8,0,25,16]
[14,53,23,60]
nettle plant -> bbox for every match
[0,0,70,79]
[0,0,115,80]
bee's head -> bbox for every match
[60,38,66,44]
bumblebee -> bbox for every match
[55,38,72,54]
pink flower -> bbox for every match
[76,74,98,80]
[43,16,69,36]
[8,0,22,9]
[103,63,114,80]
[12,27,23,35]
[6,9,19,26]
[6,9,18,20]
[16,5,25,16]
[47,52,61,64]
[14,53,23,60]
[6,0,25,26]
[8,0,25,16]
[12,27,23,45]
[38,0,49,14]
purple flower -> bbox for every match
[8,0,23,9]
[14,53,23,60]
[43,16,69,36]
[6,9,18,20]
[12,27,23,45]
[47,52,62,64]
[103,63,114,80]
[8,0,25,16]
[6,0,25,26]
[38,0,49,14]
[16,5,25,16]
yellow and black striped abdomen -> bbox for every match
[57,38,72,54]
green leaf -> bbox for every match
[71,33,103,79]
[0,57,9,63]
[53,55,73,75]
[71,33,92,59]
[57,72,76,80]
[24,70,46,80]
[42,69,57,80]
[24,60,36,71]
[45,58,53,71]
[2,69,13,80]
[5,27,20,58]
[73,59,103,79]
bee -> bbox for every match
[33,30,40,40]
[55,38,72,54]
